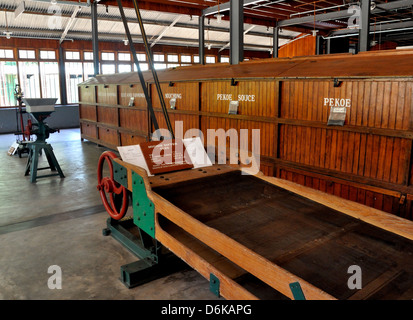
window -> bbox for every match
[40,62,60,103]
[167,54,178,63]
[19,50,36,60]
[40,51,56,60]
[83,62,95,80]
[167,64,179,69]
[154,64,166,70]
[134,63,149,72]
[101,52,115,61]
[181,55,191,63]
[0,61,18,106]
[220,56,230,63]
[118,53,131,61]
[118,64,132,73]
[137,53,146,62]
[65,62,83,103]
[101,64,116,74]
[153,54,165,62]
[193,55,200,63]
[84,52,94,60]
[65,51,80,60]
[19,61,41,98]
[0,49,14,59]
[206,56,216,64]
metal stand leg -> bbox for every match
[44,145,65,178]
[24,143,64,183]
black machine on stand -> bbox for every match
[22,98,65,183]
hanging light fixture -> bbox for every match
[215,0,223,24]
[3,11,12,40]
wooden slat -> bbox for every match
[253,173,413,241]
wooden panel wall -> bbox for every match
[78,82,149,148]
[78,76,413,221]
[151,82,200,138]
[278,35,316,58]
[277,79,413,221]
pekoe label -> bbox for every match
[324,98,352,108]
[217,94,256,102]
[217,94,233,101]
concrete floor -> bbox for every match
[0,128,218,300]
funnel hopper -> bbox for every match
[23,98,57,114]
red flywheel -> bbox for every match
[97,151,129,220]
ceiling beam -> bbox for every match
[97,0,202,16]
[219,25,255,52]
[30,0,91,7]
[277,0,413,27]
[203,0,268,16]
[0,27,275,50]
[150,15,181,47]
[0,4,295,40]
[327,20,413,38]
[60,6,81,43]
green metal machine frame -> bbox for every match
[102,164,186,289]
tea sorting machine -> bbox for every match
[94,0,413,300]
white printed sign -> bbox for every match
[324,98,352,108]
[217,94,256,102]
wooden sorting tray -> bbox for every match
[115,160,413,300]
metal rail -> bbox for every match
[116,0,160,135]
[115,0,174,140]
[130,0,175,139]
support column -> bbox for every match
[316,35,322,55]
[58,44,67,105]
[359,0,371,52]
[199,15,205,65]
[326,38,331,54]
[230,0,244,65]
[91,1,100,76]
[273,26,279,58]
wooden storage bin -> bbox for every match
[78,50,413,220]
[80,122,97,140]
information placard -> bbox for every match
[139,139,194,175]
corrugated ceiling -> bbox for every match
[0,0,299,51]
